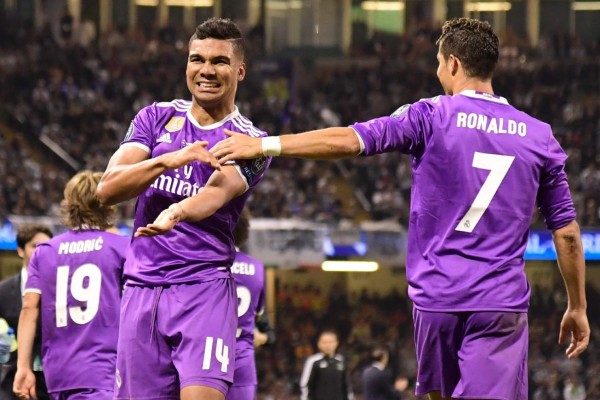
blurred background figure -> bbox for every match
[13,171,128,400]
[0,224,52,400]
[300,330,353,400]
[362,345,407,400]
[228,208,276,400]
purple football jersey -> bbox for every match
[25,230,128,392]
[121,101,270,285]
[231,250,265,387]
[351,90,575,312]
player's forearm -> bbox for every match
[176,191,225,222]
[16,307,38,370]
[553,220,587,310]
[278,127,361,160]
[98,157,168,205]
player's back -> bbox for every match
[405,91,574,312]
[230,250,265,388]
[26,229,128,392]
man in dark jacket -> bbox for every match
[362,346,404,400]
[0,224,52,400]
[300,330,353,400]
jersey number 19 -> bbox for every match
[55,263,102,328]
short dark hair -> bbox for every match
[436,18,499,79]
[190,17,245,60]
[16,224,53,249]
[233,208,250,247]
[371,345,388,362]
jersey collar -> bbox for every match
[186,106,240,130]
[459,90,509,105]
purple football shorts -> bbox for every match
[114,279,237,399]
[413,308,528,400]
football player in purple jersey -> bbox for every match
[227,209,274,400]
[13,171,128,400]
[211,18,589,400]
[97,18,270,400]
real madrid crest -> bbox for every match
[165,117,185,133]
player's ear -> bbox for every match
[17,247,24,259]
[238,62,246,82]
[449,55,460,76]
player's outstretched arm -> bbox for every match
[552,220,590,359]
[135,165,245,237]
[13,293,40,400]
[210,127,361,164]
[98,141,221,205]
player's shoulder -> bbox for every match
[154,99,192,113]
[508,105,551,130]
[101,231,130,249]
[390,95,442,118]
[37,233,65,251]
[138,99,190,120]
[229,111,268,138]
[235,251,264,268]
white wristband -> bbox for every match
[261,136,281,157]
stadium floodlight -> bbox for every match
[464,2,512,12]
[136,0,214,6]
[267,0,304,10]
[573,1,600,10]
[136,0,159,6]
[361,1,405,11]
[321,261,379,272]
[165,0,213,6]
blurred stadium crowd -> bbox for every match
[1,11,600,399]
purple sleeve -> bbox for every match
[256,284,265,314]
[350,101,435,156]
[25,247,43,293]
[236,156,271,189]
[537,134,576,230]
[120,104,157,152]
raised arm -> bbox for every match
[97,141,221,205]
[134,165,246,237]
[210,127,361,163]
[552,220,590,359]
[13,293,40,400]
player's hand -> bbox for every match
[253,329,268,347]
[210,129,262,164]
[135,203,183,237]
[13,368,37,400]
[161,141,221,171]
[558,308,590,359]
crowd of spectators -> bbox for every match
[1,11,600,399]
[1,15,600,227]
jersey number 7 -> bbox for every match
[455,152,515,233]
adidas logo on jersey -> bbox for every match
[157,132,172,144]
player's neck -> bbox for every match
[451,77,494,96]
[190,101,235,126]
